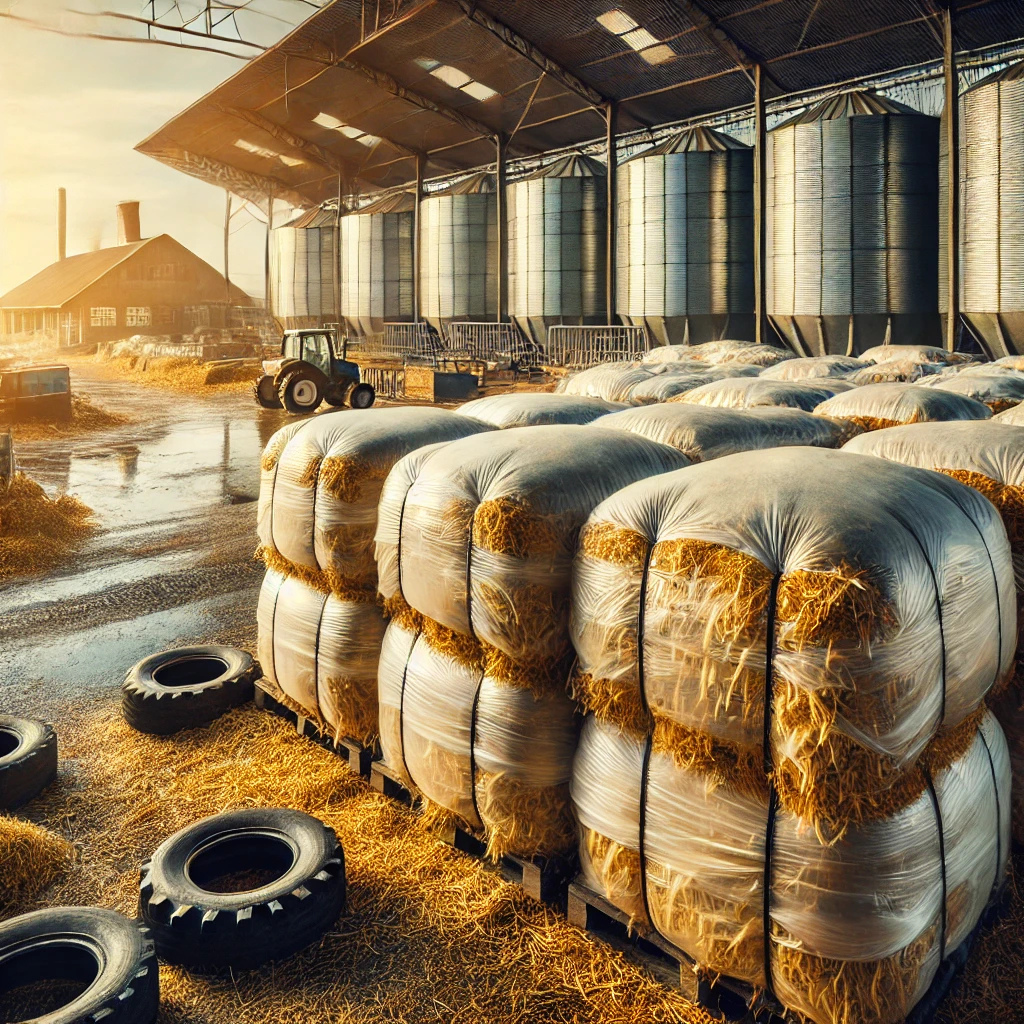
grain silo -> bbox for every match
[943,62,1024,357]
[617,127,754,347]
[419,172,498,333]
[269,207,339,329]
[768,90,940,356]
[339,190,415,339]
[507,154,607,344]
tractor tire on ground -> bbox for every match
[254,375,282,409]
[279,370,324,414]
[323,383,351,407]
[348,383,375,409]
[122,646,259,736]
[0,716,57,810]
[140,808,345,969]
[0,907,158,1024]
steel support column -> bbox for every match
[413,153,425,324]
[334,175,343,327]
[264,189,274,317]
[496,134,508,323]
[753,65,768,345]
[606,102,618,323]
[224,190,232,304]
[942,2,960,352]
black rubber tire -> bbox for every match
[140,808,345,969]
[279,370,323,414]
[0,907,158,1024]
[322,383,352,408]
[0,716,57,810]
[348,382,375,409]
[254,375,282,409]
[122,646,260,736]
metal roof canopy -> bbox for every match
[136,0,1024,209]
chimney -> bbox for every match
[57,188,66,261]
[117,201,141,245]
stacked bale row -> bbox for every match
[373,426,690,858]
[569,446,1014,1024]
[255,409,490,741]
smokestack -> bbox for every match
[117,201,141,245]
[57,188,66,261]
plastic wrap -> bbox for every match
[761,355,868,380]
[860,344,968,366]
[995,403,1024,426]
[926,372,1024,412]
[375,425,689,675]
[845,359,946,385]
[378,618,578,858]
[626,365,760,404]
[554,361,729,404]
[571,710,1009,1024]
[844,420,1024,840]
[995,355,1024,372]
[814,383,992,432]
[642,343,734,364]
[595,405,853,460]
[257,408,491,593]
[673,376,854,411]
[256,568,387,743]
[570,446,1015,835]
[715,346,795,368]
[455,393,624,428]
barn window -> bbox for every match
[126,307,151,327]
[155,306,176,326]
[90,307,116,327]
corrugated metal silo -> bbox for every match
[339,190,415,339]
[420,172,498,333]
[768,90,940,356]
[942,62,1024,357]
[269,207,339,329]
[617,127,754,346]
[507,154,607,344]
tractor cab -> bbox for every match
[255,327,374,414]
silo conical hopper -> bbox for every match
[339,190,415,339]
[269,206,339,329]
[942,61,1024,357]
[507,154,607,345]
[420,172,498,334]
[768,90,940,356]
[617,127,753,347]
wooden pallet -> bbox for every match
[254,680,375,778]
[568,877,1011,1024]
[370,759,574,908]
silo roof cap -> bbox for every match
[965,59,1024,93]
[624,126,748,164]
[773,89,919,131]
[520,153,607,181]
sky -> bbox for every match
[0,1,314,299]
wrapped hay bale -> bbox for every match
[257,568,386,744]
[995,354,1024,372]
[760,354,868,380]
[257,408,491,595]
[625,365,760,405]
[672,376,853,412]
[455,393,624,428]
[845,358,941,385]
[860,344,969,366]
[714,345,795,368]
[642,344,732,364]
[570,447,1014,838]
[926,372,1024,413]
[375,425,689,678]
[814,382,992,432]
[995,403,1024,426]
[845,420,1024,838]
[571,711,1009,1024]
[554,361,726,404]
[378,617,578,859]
[596,404,855,459]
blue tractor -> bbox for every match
[254,327,375,414]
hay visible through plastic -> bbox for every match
[321,673,378,747]
[0,472,96,580]
[0,816,74,909]
[318,454,392,503]
[581,827,650,932]
[472,496,577,559]
[257,544,377,602]
[475,774,576,860]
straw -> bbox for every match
[0,816,75,910]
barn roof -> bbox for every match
[135,0,1024,208]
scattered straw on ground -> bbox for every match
[0,472,95,580]
[5,394,130,441]
[0,816,75,910]
[6,702,717,1024]
[87,354,259,394]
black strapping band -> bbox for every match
[636,538,655,927]
[467,667,486,828]
[976,725,1005,894]
[311,589,329,709]
[923,770,948,966]
[268,571,286,684]
[395,489,410,604]
[397,625,422,790]
[761,572,782,999]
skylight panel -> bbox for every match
[415,57,498,102]
[596,8,676,65]
[234,139,303,167]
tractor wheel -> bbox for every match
[254,375,282,409]
[279,371,323,414]
[348,383,375,409]
[323,383,351,408]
